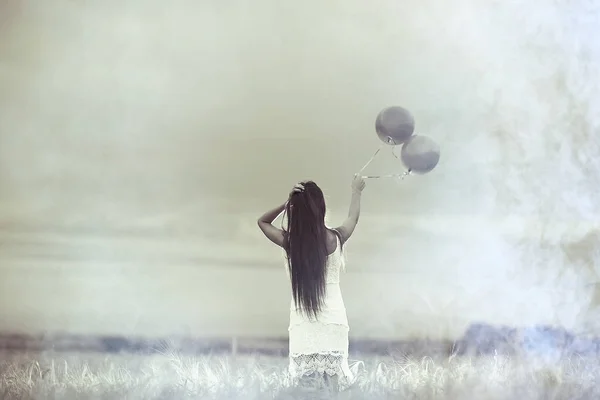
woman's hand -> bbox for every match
[284,182,305,208]
[351,174,366,193]
[291,182,305,195]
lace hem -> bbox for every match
[288,354,365,392]
[289,352,347,377]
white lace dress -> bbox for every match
[286,233,354,387]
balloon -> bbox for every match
[375,106,415,145]
[400,135,440,174]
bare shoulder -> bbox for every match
[332,224,351,246]
[326,229,339,254]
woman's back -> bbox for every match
[288,230,347,325]
[323,229,345,284]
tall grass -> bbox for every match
[0,351,599,399]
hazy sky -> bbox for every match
[0,0,599,340]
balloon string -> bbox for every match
[362,170,411,180]
[392,144,401,159]
[357,143,385,175]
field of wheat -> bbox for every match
[0,350,599,400]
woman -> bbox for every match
[257,175,366,390]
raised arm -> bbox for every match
[257,184,304,247]
[257,202,287,247]
[335,175,366,245]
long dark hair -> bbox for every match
[283,181,330,320]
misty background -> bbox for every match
[0,0,598,341]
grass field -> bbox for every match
[1,350,599,400]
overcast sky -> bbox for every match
[0,0,599,340]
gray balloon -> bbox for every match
[400,135,440,174]
[375,106,415,145]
